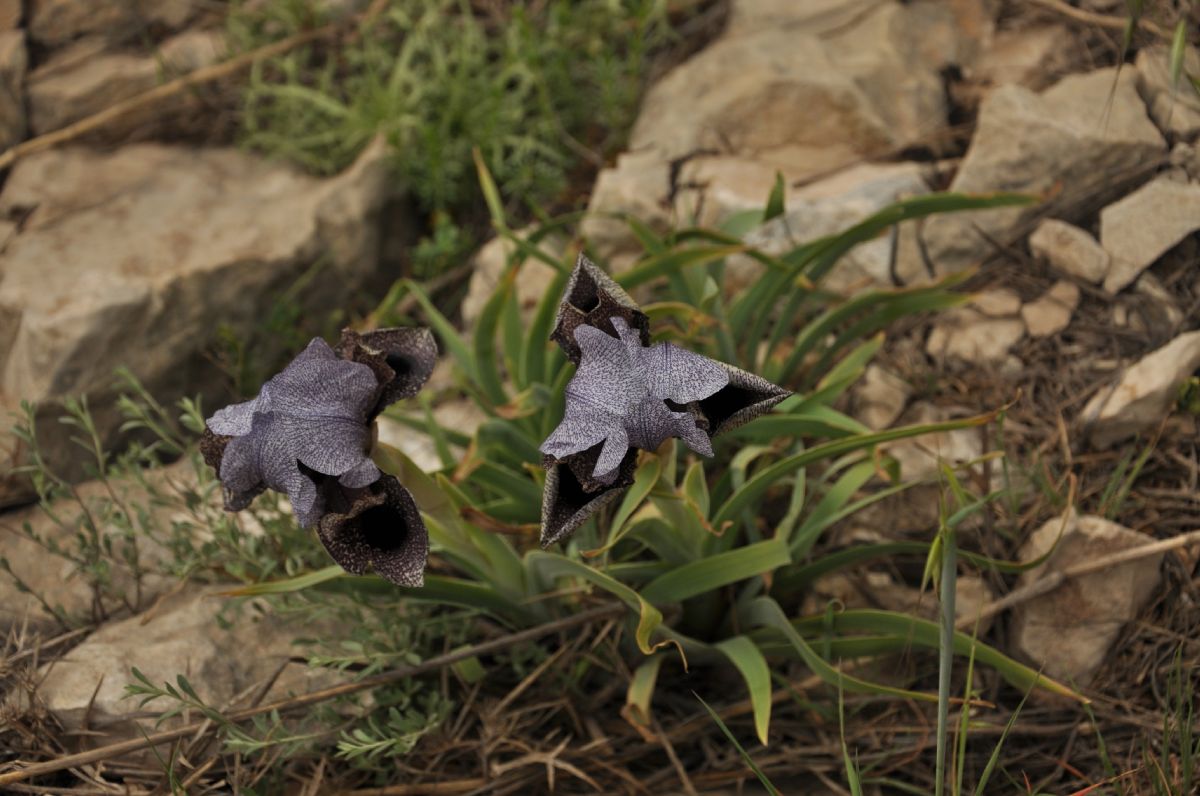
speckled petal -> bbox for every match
[338,457,382,489]
[265,338,379,422]
[317,476,429,587]
[207,388,271,437]
[337,327,439,415]
[278,414,374,478]
[568,324,642,415]
[539,461,626,548]
[699,363,792,437]
[551,254,649,364]
[540,403,616,462]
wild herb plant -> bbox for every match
[6,162,1087,782]
[231,0,668,278]
[225,158,1086,757]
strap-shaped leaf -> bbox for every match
[712,411,997,529]
[714,636,773,744]
[640,538,791,605]
[527,552,672,657]
[741,597,935,701]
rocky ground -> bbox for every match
[1,0,1199,793]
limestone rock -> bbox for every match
[1028,219,1110,284]
[461,228,563,331]
[926,307,1025,363]
[0,30,24,150]
[28,0,198,48]
[1099,177,1200,293]
[972,25,1073,91]
[28,29,226,135]
[1136,45,1200,140]
[726,162,930,293]
[0,140,390,507]
[0,461,195,631]
[1021,280,1079,338]
[725,0,882,38]
[884,403,985,482]
[0,0,19,29]
[581,150,671,263]
[972,287,1021,317]
[854,364,912,431]
[632,0,979,162]
[1011,512,1164,684]
[29,586,342,747]
[629,31,890,168]
[918,68,1165,276]
[672,155,808,230]
[1080,330,1200,448]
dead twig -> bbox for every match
[1023,0,1171,39]
[958,528,1200,631]
[0,604,624,786]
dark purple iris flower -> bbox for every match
[538,255,791,547]
[201,328,437,586]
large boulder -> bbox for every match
[28,0,198,48]
[723,161,930,293]
[0,29,25,150]
[0,140,391,506]
[1136,44,1200,141]
[914,68,1166,277]
[1080,330,1200,449]
[28,29,226,135]
[0,0,19,29]
[1011,512,1164,684]
[23,586,343,749]
[1098,176,1200,293]
[586,0,984,262]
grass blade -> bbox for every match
[693,693,781,795]
[713,636,774,744]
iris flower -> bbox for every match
[201,328,437,586]
[539,255,791,546]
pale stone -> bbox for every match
[725,162,930,293]
[972,287,1021,317]
[28,0,198,48]
[0,0,19,29]
[28,29,227,135]
[461,228,563,331]
[630,31,891,165]
[0,461,196,630]
[972,26,1073,90]
[855,364,912,431]
[1011,512,1164,684]
[926,308,1025,363]
[1100,177,1200,293]
[918,68,1165,276]
[1136,45,1200,140]
[884,403,985,482]
[581,150,671,264]
[0,140,390,506]
[1028,219,1110,284]
[28,586,344,748]
[1021,280,1079,338]
[672,155,808,230]
[725,0,882,38]
[1081,330,1200,448]
[0,30,25,150]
